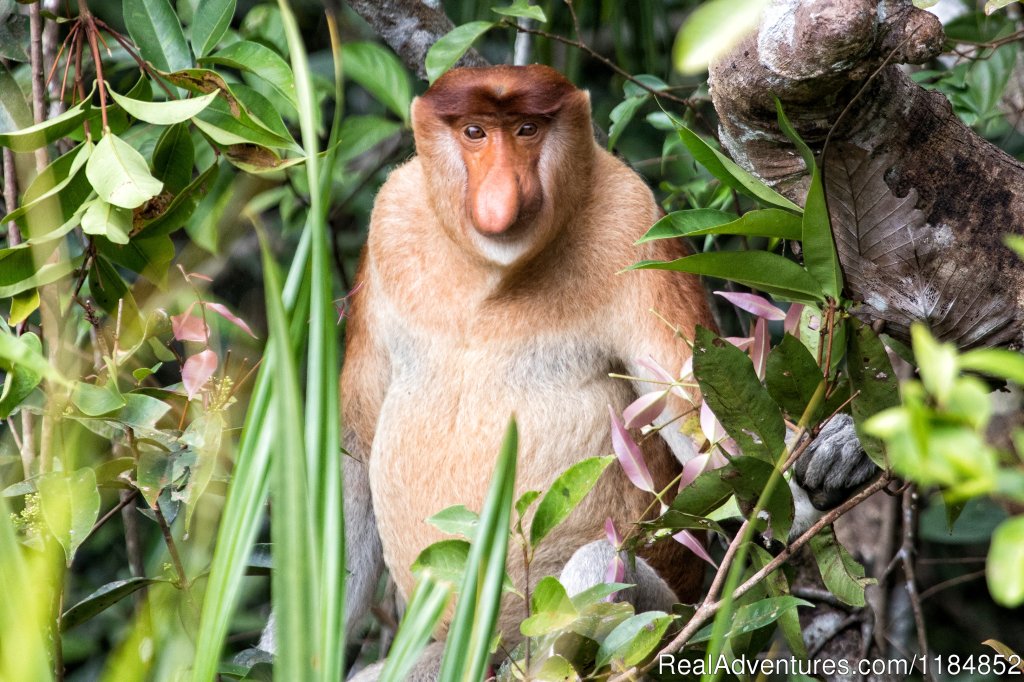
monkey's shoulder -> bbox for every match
[583,150,663,244]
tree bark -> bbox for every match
[710,0,1024,349]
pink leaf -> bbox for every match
[604,517,623,548]
[679,453,711,490]
[185,271,213,282]
[171,304,209,343]
[623,390,668,429]
[183,349,218,399]
[784,303,804,334]
[609,406,655,493]
[636,355,676,384]
[751,317,769,380]
[700,401,740,456]
[714,290,786,320]
[724,336,754,351]
[673,529,717,568]
[604,554,626,595]
[205,302,257,338]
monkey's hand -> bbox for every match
[793,414,880,511]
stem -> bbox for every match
[900,486,934,682]
[153,501,189,589]
[76,1,108,130]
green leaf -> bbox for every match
[152,123,195,194]
[81,198,132,245]
[201,40,297,110]
[193,97,297,150]
[749,545,807,658]
[62,577,169,631]
[97,233,174,286]
[72,380,127,417]
[632,251,824,305]
[492,0,547,22]
[638,208,802,243]
[533,656,580,682]
[108,87,218,125]
[530,456,614,548]
[810,526,874,607]
[0,252,80,299]
[425,21,495,84]
[0,92,91,152]
[988,516,1024,607]
[426,505,479,539]
[336,115,402,164]
[960,347,1024,385]
[0,328,61,383]
[231,82,295,144]
[673,0,767,75]
[670,465,733,517]
[689,595,810,643]
[179,412,224,531]
[608,95,648,151]
[88,255,130,315]
[340,43,413,124]
[595,611,673,668]
[0,331,42,418]
[137,162,218,237]
[569,582,634,609]
[0,61,31,133]
[7,288,38,326]
[911,323,958,404]
[1006,234,1024,259]
[123,0,192,73]
[692,326,786,462]
[725,457,793,540]
[412,539,471,587]
[37,468,101,566]
[379,574,453,682]
[520,576,578,637]
[86,133,164,209]
[847,318,900,466]
[766,333,825,421]
[675,125,801,212]
[117,393,172,430]
[191,0,235,57]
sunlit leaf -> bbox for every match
[492,0,547,22]
[123,0,192,73]
[182,349,218,399]
[86,133,164,209]
[201,40,298,110]
[81,197,132,244]
[38,468,101,566]
[340,43,412,124]
[192,0,236,57]
[532,455,614,548]
[673,0,767,74]
[425,21,494,84]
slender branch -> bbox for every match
[899,486,934,682]
[153,501,189,588]
[76,2,108,130]
[81,489,139,546]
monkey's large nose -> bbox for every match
[472,169,520,234]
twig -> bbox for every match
[153,501,189,589]
[81,488,139,546]
[899,486,934,682]
[919,569,985,602]
[76,1,108,130]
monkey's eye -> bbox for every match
[517,122,539,137]
[464,125,486,140]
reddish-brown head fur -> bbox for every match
[412,65,595,265]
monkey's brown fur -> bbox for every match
[342,65,714,642]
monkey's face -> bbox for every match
[412,65,595,267]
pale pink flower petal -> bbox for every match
[673,529,717,568]
[623,390,668,429]
[171,305,209,343]
[205,302,257,338]
[751,317,769,380]
[609,406,655,493]
[183,349,218,399]
[604,554,626,597]
[636,355,676,384]
[784,303,805,335]
[679,357,693,379]
[679,453,711,490]
[604,517,623,548]
[714,290,786,320]
[724,336,754,351]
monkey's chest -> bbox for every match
[368,331,635,590]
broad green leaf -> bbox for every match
[137,162,218,237]
[193,97,297,150]
[4,141,92,232]
[723,457,793,540]
[1006,234,1024,259]
[673,0,767,74]
[960,347,1024,385]
[81,198,132,244]
[8,289,39,326]
[97,233,175,286]
[86,133,164,209]
[116,393,172,430]
[689,595,811,643]
[411,539,471,587]
[492,0,547,22]
[123,0,192,73]
[847,318,900,466]
[61,577,169,631]
[639,208,802,243]
[911,323,958,404]
[0,61,31,133]
[520,576,578,637]
[531,456,614,548]
[0,92,91,152]
[632,251,824,304]
[87,255,131,315]
[765,333,825,421]
[425,21,494,84]
[514,490,541,518]
[37,468,101,566]
[231,82,295,143]
[0,254,79,299]
[0,331,42,418]
[608,95,648,151]
[340,43,413,124]
[670,465,733,517]
[569,582,634,609]
[595,611,673,668]
[179,412,225,530]
[426,504,479,539]
[534,656,580,682]
[72,380,127,416]
[185,159,232,253]
[192,0,235,57]
[810,526,874,606]
[152,123,195,194]
[336,115,402,164]
[0,328,61,382]
[692,326,786,462]
[201,40,298,110]
[750,545,807,658]
[676,125,800,212]
[987,516,1024,607]
[108,87,218,125]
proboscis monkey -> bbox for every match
[261,65,875,679]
